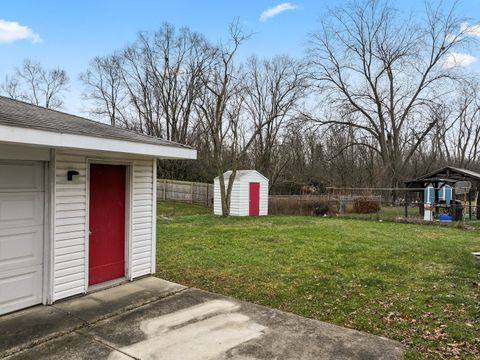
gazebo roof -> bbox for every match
[405,166,480,188]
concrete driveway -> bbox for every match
[0,277,405,360]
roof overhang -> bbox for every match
[0,124,197,160]
[405,166,480,188]
[214,170,269,181]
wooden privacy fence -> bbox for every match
[157,179,213,206]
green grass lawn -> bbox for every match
[155,201,480,359]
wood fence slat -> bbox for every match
[157,179,213,206]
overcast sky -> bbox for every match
[1,0,480,116]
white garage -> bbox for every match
[214,170,269,216]
[0,96,196,315]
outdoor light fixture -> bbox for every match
[67,170,79,181]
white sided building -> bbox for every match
[0,96,196,315]
[214,170,269,216]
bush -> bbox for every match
[269,197,337,216]
[312,202,331,216]
[352,197,381,214]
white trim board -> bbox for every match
[151,158,157,274]
[0,143,50,161]
[47,149,56,304]
[0,124,197,160]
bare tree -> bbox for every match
[1,58,70,109]
[1,75,20,99]
[243,55,309,187]
[97,23,210,139]
[71,6,480,194]
[196,19,253,216]
[307,0,476,187]
[141,23,210,143]
[80,54,127,127]
[120,42,162,136]
[440,79,480,167]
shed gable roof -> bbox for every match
[215,170,268,181]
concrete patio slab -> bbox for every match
[6,331,131,360]
[1,277,406,360]
[0,304,83,356]
[0,277,185,358]
[53,277,186,323]
[89,288,405,360]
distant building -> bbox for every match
[214,170,269,216]
[405,166,480,221]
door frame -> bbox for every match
[43,155,53,305]
[85,159,133,292]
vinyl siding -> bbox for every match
[214,179,242,216]
[213,178,221,215]
[54,152,86,300]
[228,183,242,216]
[53,150,156,301]
[131,159,154,278]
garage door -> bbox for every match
[0,161,44,315]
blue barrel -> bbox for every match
[439,214,452,221]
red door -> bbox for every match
[89,164,126,286]
[249,182,260,216]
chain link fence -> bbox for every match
[269,188,480,225]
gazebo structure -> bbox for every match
[405,166,480,221]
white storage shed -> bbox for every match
[214,170,269,216]
[0,96,196,315]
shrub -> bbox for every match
[312,202,331,216]
[352,197,381,214]
[269,197,337,216]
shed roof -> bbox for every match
[405,166,480,187]
[215,170,268,181]
[0,96,196,159]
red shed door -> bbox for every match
[89,164,126,286]
[249,182,260,216]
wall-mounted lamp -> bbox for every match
[67,170,79,181]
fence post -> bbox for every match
[191,183,194,203]
[404,191,408,218]
[468,190,472,220]
[163,180,167,201]
[206,184,209,206]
